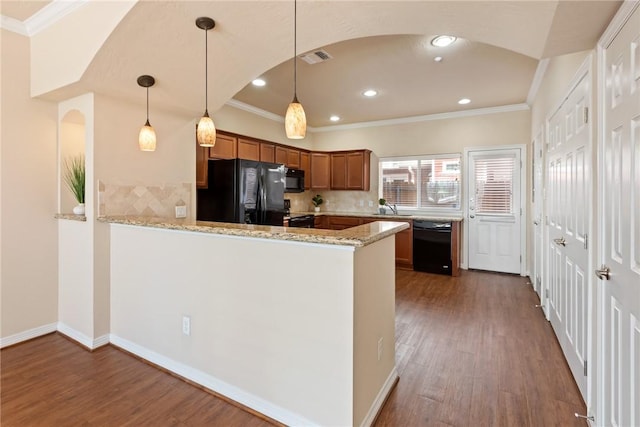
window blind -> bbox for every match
[474,156,514,214]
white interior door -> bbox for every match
[599,4,640,426]
[545,71,591,400]
[468,148,522,274]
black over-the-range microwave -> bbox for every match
[285,168,305,193]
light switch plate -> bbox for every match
[175,205,187,218]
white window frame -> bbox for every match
[378,153,463,215]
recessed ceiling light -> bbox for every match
[363,89,378,97]
[329,115,341,122]
[434,56,443,62]
[431,35,457,47]
[252,78,266,87]
[458,98,471,105]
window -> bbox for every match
[379,154,461,211]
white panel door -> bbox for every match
[468,148,522,274]
[546,71,591,399]
[600,5,640,426]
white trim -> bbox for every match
[0,15,28,36]
[598,0,640,49]
[359,367,399,427]
[313,104,530,133]
[224,99,286,124]
[526,58,550,105]
[463,144,527,276]
[92,334,110,349]
[109,334,319,427]
[223,100,529,134]
[26,0,90,36]
[57,322,96,350]
[0,323,57,349]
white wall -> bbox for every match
[110,225,358,426]
[0,29,58,342]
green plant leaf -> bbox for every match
[63,155,85,204]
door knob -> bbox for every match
[533,220,540,225]
[469,214,475,218]
[574,413,594,422]
[594,265,611,280]
[553,237,566,246]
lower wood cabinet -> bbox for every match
[394,220,413,269]
[326,215,362,230]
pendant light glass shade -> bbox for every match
[285,98,306,139]
[139,120,157,151]
[197,111,216,147]
[196,17,217,148]
[137,75,156,152]
[286,0,306,139]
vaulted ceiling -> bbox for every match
[1,1,622,128]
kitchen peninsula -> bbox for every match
[101,216,408,427]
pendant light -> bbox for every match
[137,75,156,152]
[196,17,216,147]
[285,0,306,139]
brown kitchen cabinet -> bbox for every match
[275,146,288,165]
[330,153,347,189]
[394,220,413,269]
[196,137,208,189]
[314,215,326,229]
[237,138,260,161]
[326,215,362,230]
[330,150,371,191]
[287,149,301,168]
[300,152,311,190]
[260,143,275,163]
[310,153,331,190]
[209,133,237,160]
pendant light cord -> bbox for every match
[293,0,297,100]
[146,87,150,123]
[204,27,209,113]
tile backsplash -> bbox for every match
[287,190,380,213]
[98,181,191,219]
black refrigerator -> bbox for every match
[197,159,286,226]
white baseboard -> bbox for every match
[359,367,399,427]
[57,323,109,350]
[0,322,57,349]
[109,334,317,427]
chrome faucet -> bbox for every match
[385,203,398,215]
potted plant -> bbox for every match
[63,154,86,215]
[378,198,387,214]
[312,194,323,212]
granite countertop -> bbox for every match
[295,211,464,222]
[98,216,409,248]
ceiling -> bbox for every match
[1,1,622,129]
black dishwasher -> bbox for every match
[413,220,452,275]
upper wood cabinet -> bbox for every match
[310,153,331,190]
[346,151,370,191]
[210,133,237,160]
[287,149,300,168]
[275,146,288,165]
[196,137,208,189]
[237,138,260,161]
[300,152,310,190]
[331,153,347,189]
[330,150,370,191]
[260,143,275,163]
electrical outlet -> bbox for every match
[359,200,364,207]
[377,337,383,361]
[368,201,374,207]
[175,205,187,218]
[182,315,191,336]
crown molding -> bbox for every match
[526,58,549,105]
[225,99,529,134]
[311,103,530,133]
[0,15,28,36]
[0,0,89,36]
[598,0,639,49]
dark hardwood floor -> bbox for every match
[1,270,586,426]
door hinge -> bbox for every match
[584,233,588,250]
[520,255,522,263]
[520,207,522,216]
[545,288,549,298]
[583,107,589,124]
[584,360,588,376]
